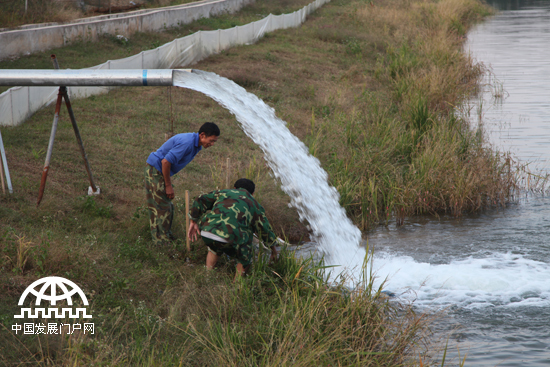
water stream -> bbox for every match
[173,69,365,279]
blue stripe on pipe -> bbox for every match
[142,70,148,86]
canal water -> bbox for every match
[367,0,550,365]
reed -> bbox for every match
[304,0,510,228]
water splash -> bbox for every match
[173,69,364,279]
[372,251,550,309]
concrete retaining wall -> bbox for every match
[0,0,253,61]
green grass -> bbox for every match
[0,0,512,364]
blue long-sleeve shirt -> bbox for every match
[146,133,202,176]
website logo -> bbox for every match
[14,276,92,319]
[12,276,94,335]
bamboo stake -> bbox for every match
[185,190,190,252]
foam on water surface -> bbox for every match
[371,251,550,308]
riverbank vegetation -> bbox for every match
[1,0,499,364]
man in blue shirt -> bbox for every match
[145,122,220,247]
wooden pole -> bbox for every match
[185,190,190,252]
[226,158,230,189]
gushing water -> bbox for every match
[173,69,364,278]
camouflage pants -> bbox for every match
[144,164,174,246]
[202,236,253,267]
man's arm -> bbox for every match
[254,210,279,261]
[187,191,219,242]
[161,159,174,199]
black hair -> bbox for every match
[198,122,220,137]
[234,178,255,195]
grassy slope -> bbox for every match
[0,0,504,365]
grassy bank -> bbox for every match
[0,0,503,364]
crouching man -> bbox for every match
[187,178,278,279]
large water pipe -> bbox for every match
[0,69,191,87]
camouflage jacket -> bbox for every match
[189,189,278,248]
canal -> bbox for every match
[368,1,550,365]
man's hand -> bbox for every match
[188,220,200,242]
[270,246,278,262]
[161,159,174,200]
[165,185,175,200]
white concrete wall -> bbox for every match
[0,0,253,61]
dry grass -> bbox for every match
[0,0,84,29]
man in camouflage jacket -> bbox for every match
[188,178,278,278]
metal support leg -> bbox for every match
[0,129,13,194]
[60,86,98,195]
[36,89,63,205]
[0,151,5,195]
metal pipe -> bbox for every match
[0,69,190,87]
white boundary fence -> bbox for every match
[0,0,329,127]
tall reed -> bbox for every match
[307,0,510,228]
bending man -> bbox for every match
[188,178,278,278]
[145,122,220,246]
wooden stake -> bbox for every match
[226,158,230,189]
[185,190,190,252]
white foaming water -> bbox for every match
[372,251,550,309]
[173,70,365,279]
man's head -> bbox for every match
[234,178,255,195]
[198,122,220,149]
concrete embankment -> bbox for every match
[0,0,253,61]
